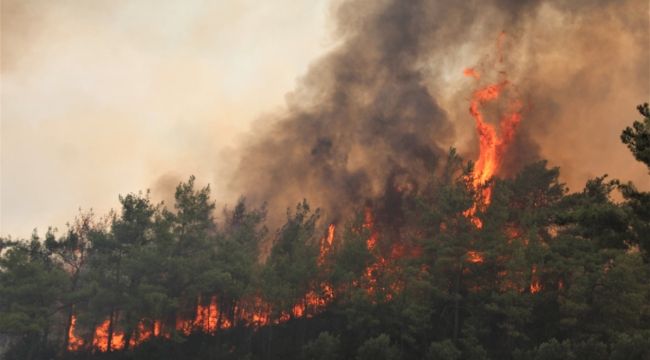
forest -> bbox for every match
[0,104,649,360]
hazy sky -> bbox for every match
[1,0,332,237]
[2,0,648,239]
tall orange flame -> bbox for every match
[92,319,125,352]
[68,36,529,353]
[318,224,336,265]
[193,296,221,333]
[463,33,523,228]
[67,315,84,351]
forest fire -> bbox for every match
[4,0,649,358]
[92,319,125,352]
[68,223,340,352]
[361,208,384,295]
[530,265,542,294]
[318,224,336,265]
[66,315,84,351]
[70,294,330,351]
[191,296,223,333]
[463,34,523,228]
[466,251,484,264]
[62,34,529,354]
[69,28,531,360]
[359,208,410,300]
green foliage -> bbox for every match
[0,240,67,334]
[619,181,650,259]
[1,104,650,360]
[261,200,320,317]
[425,339,461,360]
[609,331,650,360]
[619,103,650,259]
[210,198,266,327]
[301,332,341,360]
[621,103,650,170]
[533,338,574,360]
[356,334,401,360]
[0,237,68,360]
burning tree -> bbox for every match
[1,0,649,357]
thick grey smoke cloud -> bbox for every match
[231,0,650,225]
[233,0,453,224]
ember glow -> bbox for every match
[530,265,542,294]
[359,208,410,300]
[362,208,382,294]
[466,251,484,264]
[128,320,167,347]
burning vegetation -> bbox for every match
[1,0,650,359]
[3,97,649,360]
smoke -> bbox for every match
[232,0,454,225]
[0,0,330,237]
[231,0,649,225]
[2,0,647,237]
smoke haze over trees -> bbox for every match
[228,0,649,228]
[1,0,648,237]
[1,104,650,359]
[1,0,649,359]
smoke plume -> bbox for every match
[231,0,649,225]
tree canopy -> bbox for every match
[1,105,649,360]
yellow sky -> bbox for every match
[1,0,332,237]
[1,0,648,239]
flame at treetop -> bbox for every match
[467,80,522,195]
[318,224,336,265]
[463,33,523,228]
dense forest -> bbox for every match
[1,104,649,360]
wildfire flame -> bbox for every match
[67,32,528,355]
[530,265,542,294]
[463,33,523,228]
[318,224,336,265]
[67,315,84,351]
[71,222,343,353]
[92,319,125,352]
[466,250,484,264]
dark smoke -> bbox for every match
[230,0,650,225]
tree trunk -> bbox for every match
[62,269,81,354]
[63,307,74,353]
[123,322,133,351]
[216,297,225,331]
[108,309,115,352]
